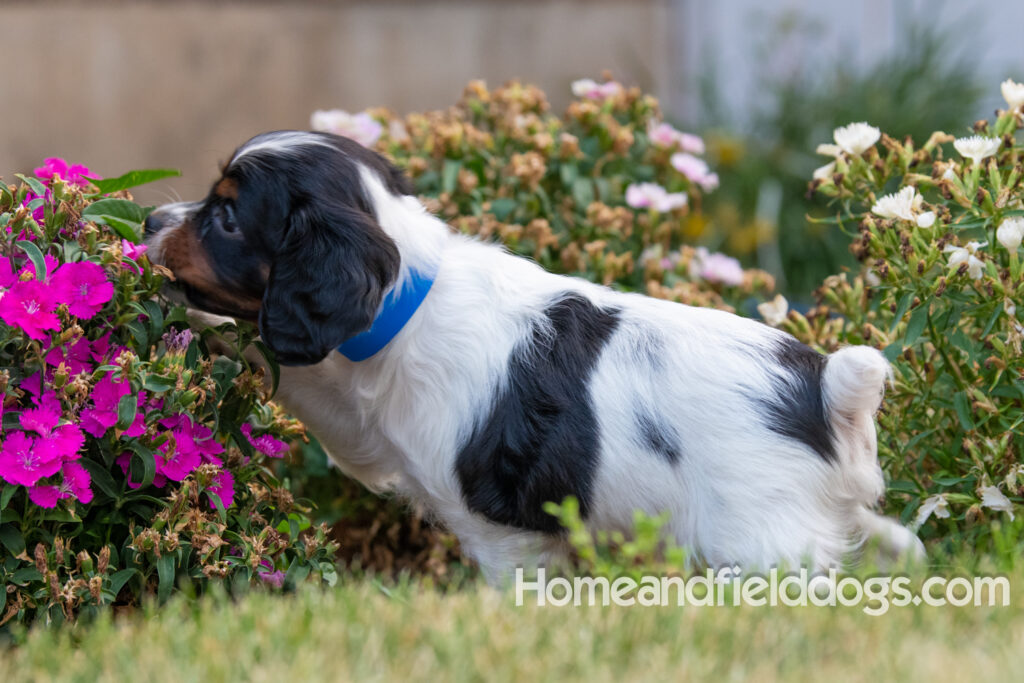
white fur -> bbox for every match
[269,168,925,582]
[148,144,925,582]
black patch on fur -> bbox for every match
[634,409,681,464]
[455,294,621,533]
[762,337,836,462]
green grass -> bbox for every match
[2,571,1022,683]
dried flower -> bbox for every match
[757,294,789,326]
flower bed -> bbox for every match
[0,163,336,629]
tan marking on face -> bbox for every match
[160,221,262,318]
[214,177,239,200]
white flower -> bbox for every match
[997,217,1024,251]
[944,240,988,279]
[815,143,842,157]
[1004,299,1016,318]
[671,153,718,192]
[865,268,882,287]
[953,135,1001,164]
[871,186,920,221]
[310,109,383,147]
[832,122,880,155]
[941,164,959,182]
[624,182,688,212]
[812,161,836,181]
[757,294,789,326]
[979,485,1016,520]
[916,211,936,228]
[914,494,950,528]
[1001,78,1024,110]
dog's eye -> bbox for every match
[219,205,238,234]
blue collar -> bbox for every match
[337,268,436,361]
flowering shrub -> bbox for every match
[313,76,772,312]
[0,163,337,629]
[777,80,1024,549]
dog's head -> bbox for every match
[145,131,413,366]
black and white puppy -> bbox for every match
[145,130,923,581]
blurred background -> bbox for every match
[1,0,1015,296]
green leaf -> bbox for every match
[127,444,157,489]
[1,484,17,511]
[889,292,914,332]
[572,178,594,208]
[0,523,26,556]
[489,198,518,222]
[283,558,312,589]
[157,553,176,603]
[981,304,1003,337]
[116,393,138,431]
[107,568,137,598]
[82,198,148,224]
[91,168,181,194]
[11,567,42,584]
[953,391,974,431]
[78,459,120,500]
[559,163,578,186]
[882,342,903,362]
[97,215,143,244]
[15,240,47,280]
[441,159,462,194]
[14,173,47,197]
[252,340,280,396]
[904,304,929,347]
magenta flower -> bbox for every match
[121,240,148,274]
[34,158,98,187]
[207,469,235,510]
[0,279,61,340]
[241,423,290,458]
[28,485,62,509]
[45,335,95,375]
[59,461,93,504]
[80,374,132,438]
[0,431,62,487]
[0,259,17,288]
[52,261,114,319]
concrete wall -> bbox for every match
[0,1,671,204]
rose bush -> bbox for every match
[0,163,337,630]
[773,79,1024,551]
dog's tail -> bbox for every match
[822,346,925,563]
[822,345,890,423]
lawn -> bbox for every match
[2,572,1021,683]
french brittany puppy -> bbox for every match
[144,131,924,582]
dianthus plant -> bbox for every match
[0,162,336,629]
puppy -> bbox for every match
[145,130,924,582]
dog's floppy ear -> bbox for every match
[259,200,400,366]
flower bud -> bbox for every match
[997,217,1024,251]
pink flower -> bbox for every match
[571,79,623,100]
[647,122,706,155]
[121,240,148,273]
[0,279,61,340]
[45,335,95,375]
[624,182,688,212]
[34,158,98,187]
[309,110,383,147]
[19,401,85,462]
[28,485,62,508]
[257,567,286,588]
[59,460,93,504]
[121,393,148,438]
[156,414,224,480]
[241,423,290,458]
[670,153,719,192]
[206,469,235,510]
[51,261,114,319]
[691,248,744,287]
[0,431,62,487]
